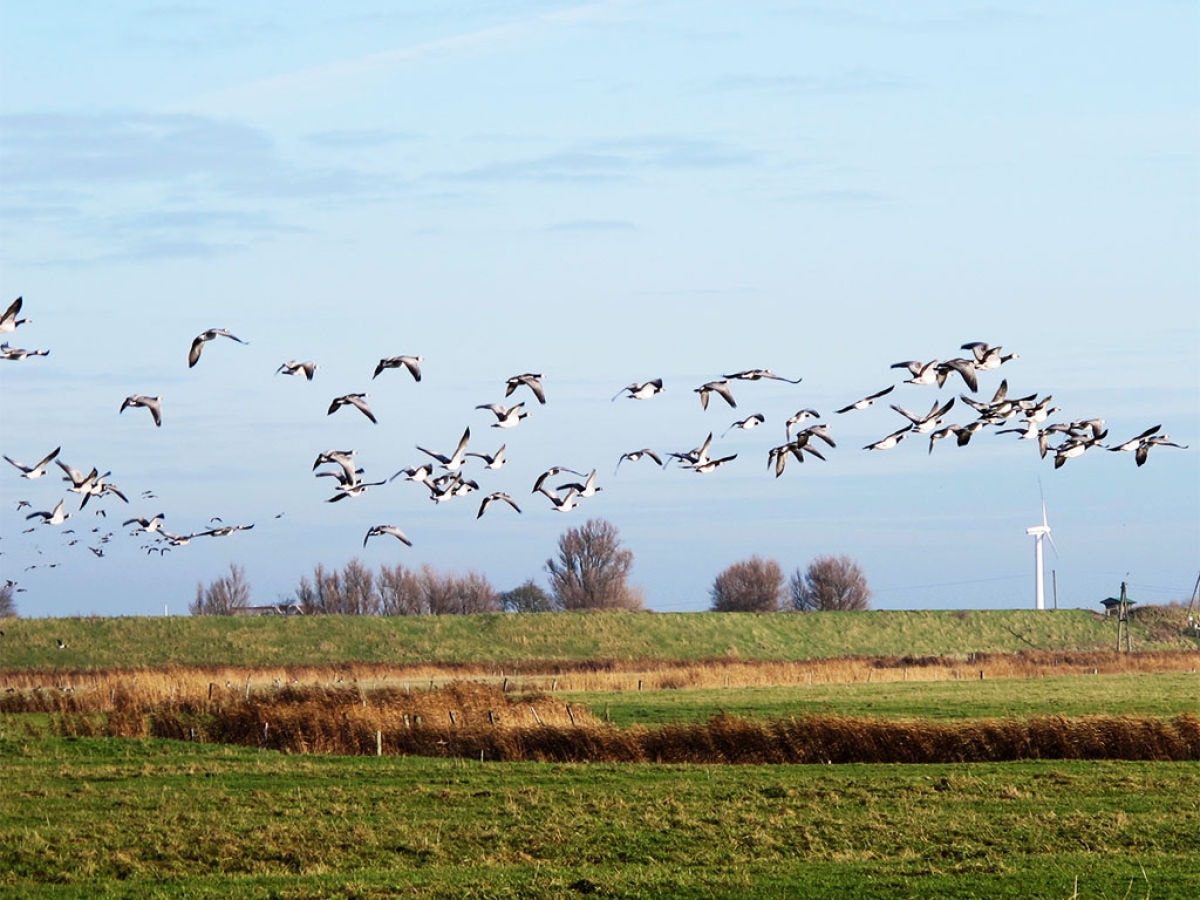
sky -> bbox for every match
[1,1,1197,618]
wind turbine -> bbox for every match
[1025,500,1056,610]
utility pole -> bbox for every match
[1116,581,1132,652]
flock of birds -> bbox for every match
[1,292,1189,603]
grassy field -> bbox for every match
[575,671,1200,726]
[1,606,1197,669]
[2,609,1197,897]
[1,731,1197,899]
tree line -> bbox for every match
[189,518,869,616]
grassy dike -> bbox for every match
[2,607,1196,669]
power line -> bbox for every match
[874,573,1024,594]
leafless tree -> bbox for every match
[410,566,496,615]
[790,554,872,611]
[378,563,425,615]
[295,562,352,614]
[545,518,640,610]
[338,557,381,615]
[710,555,784,612]
[449,570,500,614]
[190,563,251,615]
[0,582,17,618]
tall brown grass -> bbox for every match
[3,649,1196,705]
[18,674,1199,765]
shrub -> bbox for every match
[790,554,871,611]
[710,556,784,612]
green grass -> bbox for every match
[570,671,1200,727]
[2,608,1196,669]
[1,730,1197,899]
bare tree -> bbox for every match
[545,518,640,610]
[499,580,558,613]
[447,570,500,614]
[378,563,425,615]
[710,556,784,612]
[790,554,872,611]
[0,582,17,618]
[339,557,380,615]
[295,562,354,614]
[420,564,459,615]
[190,563,251,615]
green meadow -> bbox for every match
[2,609,1198,897]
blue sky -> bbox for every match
[2,1,1197,617]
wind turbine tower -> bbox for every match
[1025,503,1054,610]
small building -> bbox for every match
[232,603,303,616]
[1100,596,1135,616]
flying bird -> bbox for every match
[123,514,167,534]
[785,410,821,438]
[1,343,49,360]
[557,469,602,497]
[196,523,255,537]
[532,465,585,494]
[313,450,361,484]
[364,525,412,547]
[476,402,530,428]
[935,358,979,392]
[536,486,582,512]
[767,437,826,477]
[327,479,386,502]
[327,393,377,424]
[477,492,522,519]
[4,446,60,479]
[688,454,738,473]
[723,414,766,436]
[373,355,422,381]
[695,380,737,410]
[465,444,508,470]
[0,296,29,333]
[890,359,941,386]
[615,448,663,472]
[863,427,910,451]
[1107,427,1188,466]
[277,360,318,380]
[119,395,162,427]
[613,378,664,401]
[723,368,802,383]
[505,372,546,404]
[835,385,894,414]
[389,463,436,485]
[26,499,70,526]
[188,328,247,367]
[890,398,955,433]
[417,428,471,471]
[961,341,1018,370]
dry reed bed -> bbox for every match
[44,681,1200,764]
[3,649,1197,708]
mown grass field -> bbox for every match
[2,732,1197,899]
[2,609,1198,897]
